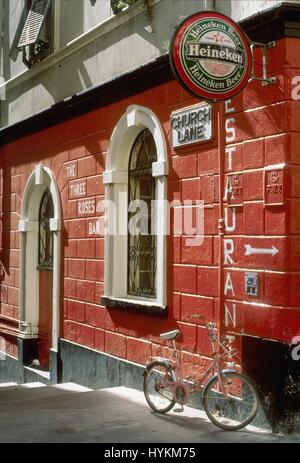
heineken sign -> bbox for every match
[170,11,252,101]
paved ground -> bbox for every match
[0,382,299,443]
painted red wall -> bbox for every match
[0,37,299,372]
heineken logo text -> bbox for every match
[186,43,244,66]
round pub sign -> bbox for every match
[170,11,252,101]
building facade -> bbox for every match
[0,0,300,432]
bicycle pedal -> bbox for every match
[174,407,184,413]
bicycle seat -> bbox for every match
[160,329,180,341]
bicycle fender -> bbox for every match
[201,369,238,404]
[143,360,173,377]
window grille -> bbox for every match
[128,129,157,298]
[38,189,54,269]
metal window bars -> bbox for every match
[128,129,157,298]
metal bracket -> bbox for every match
[250,40,276,86]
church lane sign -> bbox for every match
[170,11,252,101]
[171,102,212,148]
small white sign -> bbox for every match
[171,103,212,148]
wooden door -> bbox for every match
[38,269,53,369]
[37,189,54,370]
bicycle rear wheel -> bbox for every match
[143,361,176,413]
[203,371,258,430]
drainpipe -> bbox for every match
[204,0,216,10]
[205,0,222,342]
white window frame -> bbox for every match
[103,105,168,309]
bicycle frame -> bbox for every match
[151,317,240,398]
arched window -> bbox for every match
[102,105,168,316]
[38,188,54,268]
[128,129,157,298]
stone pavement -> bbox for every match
[0,382,299,443]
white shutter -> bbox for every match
[18,0,52,48]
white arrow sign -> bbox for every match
[244,245,279,257]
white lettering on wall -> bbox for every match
[224,207,236,232]
[88,219,103,236]
[78,199,96,216]
[225,303,237,327]
[69,181,86,198]
[66,164,76,178]
[225,99,235,114]
[224,239,235,265]
[225,118,236,143]
[224,273,235,296]
[224,176,234,201]
[225,146,236,171]
[223,101,237,332]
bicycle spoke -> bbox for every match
[143,362,176,413]
[203,372,258,430]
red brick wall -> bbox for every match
[0,37,299,369]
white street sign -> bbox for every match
[171,103,212,148]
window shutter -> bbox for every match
[9,6,28,61]
[18,0,52,48]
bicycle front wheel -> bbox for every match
[203,371,258,431]
[143,361,176,414]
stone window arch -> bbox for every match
[102,105,168,316]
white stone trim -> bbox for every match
[19,220,39,233]
[50,218,61,231]
[35,165,47,185]
[106,296,165,307]
[152,161,168,177]
[264,163,285,171]
[103,170,128,185]
[19,165,61,353]
[104,105,168,307]
[106,105,169,171]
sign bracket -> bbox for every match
[249,41,276,86]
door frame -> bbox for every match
[19,165,61,358]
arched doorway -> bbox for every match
[19,165,61,375]
[37,189,54,368]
